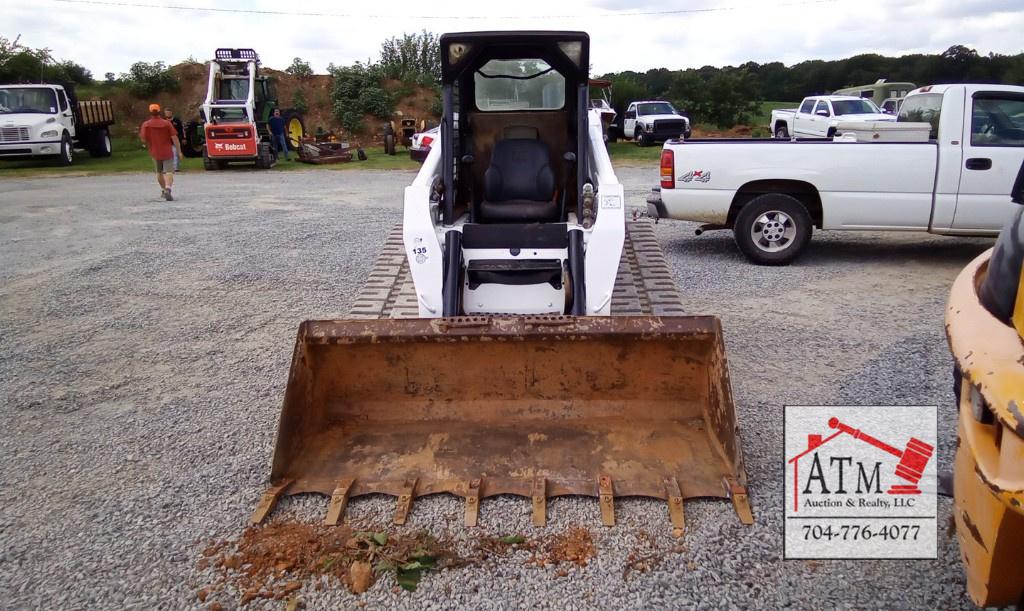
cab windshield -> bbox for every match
[474,59,565,111]
[637,102,676,116]
[831,99,881,115]
[0,87,58,114]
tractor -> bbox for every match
[181,48,305,170]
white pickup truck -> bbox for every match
[618,100,691,146]
[770,95,893,139]
[647,84,1024,264]
[0,83,115,165]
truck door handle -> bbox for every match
[965,158,992,170]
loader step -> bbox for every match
[350,220,684,318]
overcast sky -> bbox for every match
[7,0,1024,76]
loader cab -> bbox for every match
[440,31,591,227]
[414,31,618,318]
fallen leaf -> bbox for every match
[348,560,373,594]
[371,532,388,546]
[197,587,210,602]
[285,597,301,611]
[208,603,223,611]
[396,567,422,592]
[499,535,526,545]
[283,581,302,594]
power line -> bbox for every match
[50,0,840,20]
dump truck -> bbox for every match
[0,82,114,165]
[184,48,305,169]
[251,31,752,534]
[946,159,1024,607]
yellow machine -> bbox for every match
[946,162,1024,606]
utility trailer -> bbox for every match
[0,83,114,165]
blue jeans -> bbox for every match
[273,133,289,159]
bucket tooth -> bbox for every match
[324,478,355,526]
[599,474,615,527]
[724,477,754,525]
[532,477,547,527]
[250,479,293,525]
[394,479,417,525]
[664,476,686,535]
[464,479,481,527]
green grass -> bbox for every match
[605,141,663,165]
[0,136,419,178]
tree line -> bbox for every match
[5,32,1022,131]
[601,45,1024,127]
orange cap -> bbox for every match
[148,103,161,112]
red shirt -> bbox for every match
[141,117,176,161]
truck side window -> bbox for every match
[813,100,830,116]
[898,93,942,140]
[58,90,68,112]
[971,96,1024,147]
[799,99,814,114]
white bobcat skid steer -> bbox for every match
[253,32,752,535]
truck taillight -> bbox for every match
[660,149,674,189]
[421,136,434,147]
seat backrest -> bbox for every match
[484,138,555,203]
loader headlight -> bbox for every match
[41,130,58,138]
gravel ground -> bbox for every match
[0,167,993,609]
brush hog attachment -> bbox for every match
[252,315,752,531]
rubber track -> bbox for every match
[349,221,684,318]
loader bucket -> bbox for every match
[252,315,752,531]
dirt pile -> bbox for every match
[197,522,465,607]
[103,62,439,143]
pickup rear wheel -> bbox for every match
[734,194,812,265]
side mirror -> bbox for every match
[815,109,830,117]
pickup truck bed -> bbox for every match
[650,83,1024,264]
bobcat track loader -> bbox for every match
[251,32,752,533]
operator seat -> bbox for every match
[478,138,559,223]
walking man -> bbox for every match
[163,107,185,172]
[140,103,182,201]
[268,109,290,160]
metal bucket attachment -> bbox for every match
[253,316,751,531]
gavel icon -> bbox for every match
[829,417,934,494]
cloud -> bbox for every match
[6,0,1023,78]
